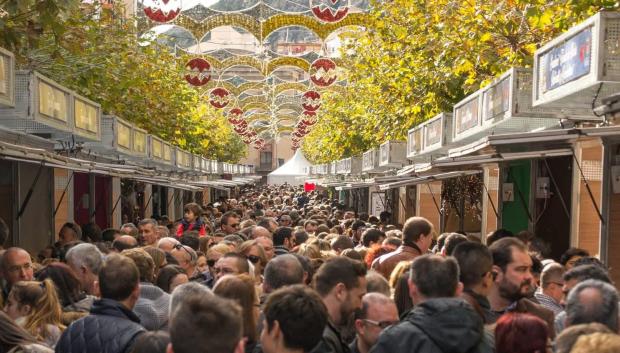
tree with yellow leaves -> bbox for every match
[302,0,616,163]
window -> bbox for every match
[260,152,272,165]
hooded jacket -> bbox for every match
[370,298,489,353]
[55,298,145,353]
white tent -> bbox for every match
[267,149,311,185]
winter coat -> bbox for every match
[488,297,556,339]
[176,218,207,237]
[311,321,351,353]
[55,298,145,353]
[133,282,170,331]
[370,298,490,353]
[371,244,421,279]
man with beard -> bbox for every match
[488,237,555,337]
[313,257,367,353]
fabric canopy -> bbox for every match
[267,149,311,185]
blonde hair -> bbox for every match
[389,261,413,289]
[238,240,267,266]
[297,243,321,259]
[207,243,233,258]
[571,333,620,353]
[9,279,65,341]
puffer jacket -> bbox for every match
[370,298,491,353]
[55,298,145,353]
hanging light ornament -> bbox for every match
[184,58,212,87]
[299,111,318,126]
[301,91,321,111]
[209,88,231,109]
[227,108,244,125]
[233,120,248,134]
[142,0,181,23]
[310,0,350,23]
[253,138,266,150]
[310,58,337,87]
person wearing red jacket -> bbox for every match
[176,203,207,237]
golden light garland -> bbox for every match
[262,13,368,40]
[274,82,307,95]
[242,102,271,111]
[139,7,367,140]
[154,12,368,46]
[266,57,310,75]
[239,95,269,108]
[176,13,262,42]
[220,56,265,74]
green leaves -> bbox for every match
[302,0,615,163]
[0,0,246,162]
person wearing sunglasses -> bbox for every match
[220,211,241,235]
[170,244,198,279]
[351,293,399,353]
[238,240,268,284]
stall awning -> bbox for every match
[447,129,579,158]
[232,177,255,185]
[319,180,347,188]
[578,126,620,138]
[396,162,432,176]
[188,180,230,191]
[368,175,411,184]
[335,181,372,191]
[434,148,574,168]
[396,164,416,176]
[334,176,409,191]
[378,170,482,191]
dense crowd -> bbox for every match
[0,184,618,353]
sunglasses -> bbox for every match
[174,243,196,262]
[207,259,217,267]
[247,255,261,264]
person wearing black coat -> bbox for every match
[55,254,145,353]
[370,255,493,353]
[370,298,491,353]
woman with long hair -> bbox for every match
[213,274,258,353]
[35,262,95,325]
[0,311,52,352]
[3,279,65,348]
[389,261,413,318]
[237,240,267,283]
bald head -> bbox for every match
[112,235,138,252]
[361,292,396,312]
[263,254,303,293]
[252,226,271,239]
[171,245,197,276]
[354,293,399,349]
[566,279,619,332]
[158,237,180,253]
[1,247,34,287]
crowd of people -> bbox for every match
[0,184,618,353]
